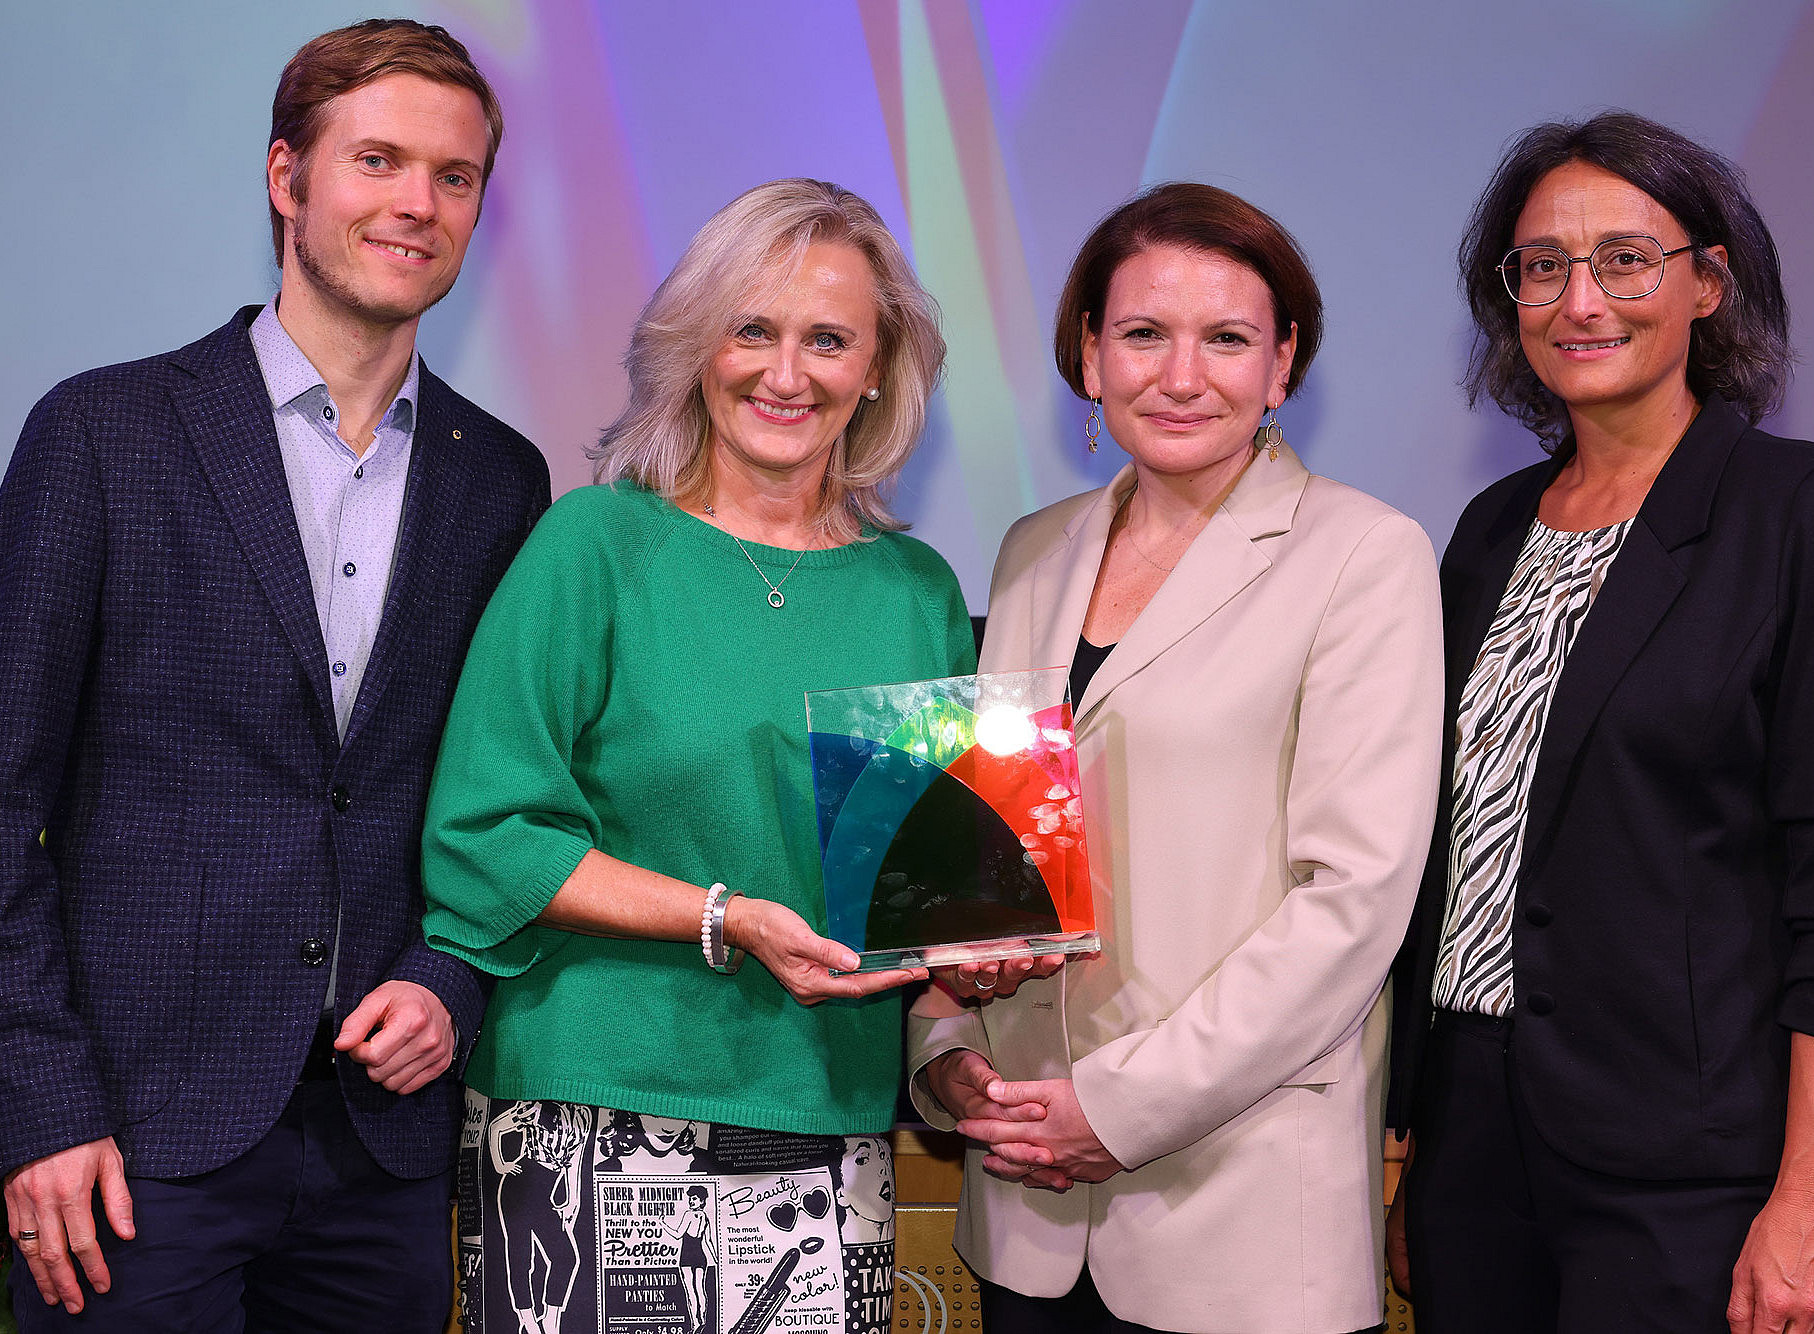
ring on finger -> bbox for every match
[975,975,997,991]
[15,1229,37,1243]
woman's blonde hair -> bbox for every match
[593,179,946,539]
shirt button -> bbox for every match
[1526,991,1556,1016]
[330,786,351,813]
[332,661,347,677]
[322,405,335,422]
[354,466,364,479]
[1524,903,1553,927]
[342,562,356,578]
[300,937,328,967]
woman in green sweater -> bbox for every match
[423,179,974,1334]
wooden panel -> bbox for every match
[893,1205,982,1332]
[894,1127,964,1204]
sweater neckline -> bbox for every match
[665,497,878,568]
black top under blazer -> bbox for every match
[1389,395,1814,1180]
[0,309,550,1180]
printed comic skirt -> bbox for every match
[458,1090,898,1334]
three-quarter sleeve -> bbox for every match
[422,495,611,977]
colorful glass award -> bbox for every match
[806,668,1098,972]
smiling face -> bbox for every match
[1512,160,1724,425]
[268,72,489,334]
[837,1136,893,1226]
[701,242,883,493]
[1081,244,1295,481]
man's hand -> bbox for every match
[4,1137,134,1313]
[956,1076,1124,1189]
[335,979,455,1094]
[1729,1184,1814,1334]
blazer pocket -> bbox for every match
[1280,1046,1345,1089]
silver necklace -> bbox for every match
[1114,489,1179,573]
[703,503,806,608]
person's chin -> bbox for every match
[351,269,458,325]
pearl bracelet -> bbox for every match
[701,881,745,974]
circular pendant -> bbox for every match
[768,589,785,609]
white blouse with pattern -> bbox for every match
[1432,516,1632,1016]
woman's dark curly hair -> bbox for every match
[1460,110,1791,449]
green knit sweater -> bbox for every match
[422,483,975,1134]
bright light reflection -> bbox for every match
[975,705,1036,756]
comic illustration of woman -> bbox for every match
[489,1100,594,1334]
[596,1110,709,1174]
[664,1183,715,1334]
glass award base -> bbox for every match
[836,929,1100,975]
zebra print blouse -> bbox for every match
[1431,516,1632,1016]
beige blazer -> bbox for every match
[908,447,1443,1333]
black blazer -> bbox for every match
[1389,395,1814,1180]
[0,309,550,1180]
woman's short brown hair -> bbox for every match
[267,19,504,264]
[1053,182,1323,400]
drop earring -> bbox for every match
[1085,398,1102,454]
[1255,408,1282,462]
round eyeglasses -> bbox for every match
[1499,234,1695,306]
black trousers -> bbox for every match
[979,1269,1176,1334]
[8,1081,453,1334]
[977,1269,1383,1334]
[1405,1009,1771,1334]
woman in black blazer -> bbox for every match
[1386,111,1806,1333]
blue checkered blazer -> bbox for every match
[0,308,550,1180]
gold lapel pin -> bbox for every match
[451,429,462,440]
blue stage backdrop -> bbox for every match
[5,0,1811,606]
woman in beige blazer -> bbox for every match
[908,183,1444,1333]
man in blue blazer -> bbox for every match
[0,20,549,1329]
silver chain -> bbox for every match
[703,503,807,608]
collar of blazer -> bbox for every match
[166,306,480,750]
[1029,443,1312,725]
[1465,393,1749,872]
[171,308,337,729]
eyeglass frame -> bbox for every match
[1498,233,1697,307]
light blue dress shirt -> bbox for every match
[248,301,418,741]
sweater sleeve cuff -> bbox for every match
[424,831,591,977]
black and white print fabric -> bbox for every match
[457,1092,898,1334]
[1432,517,1632,1016]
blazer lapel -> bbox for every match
[1522,397,1746,858]
[1076,446,1306,723]
[1449,469,1551,713]
[343,368,477,746]
[172,311,333,723]
[1024,469,1132,683]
